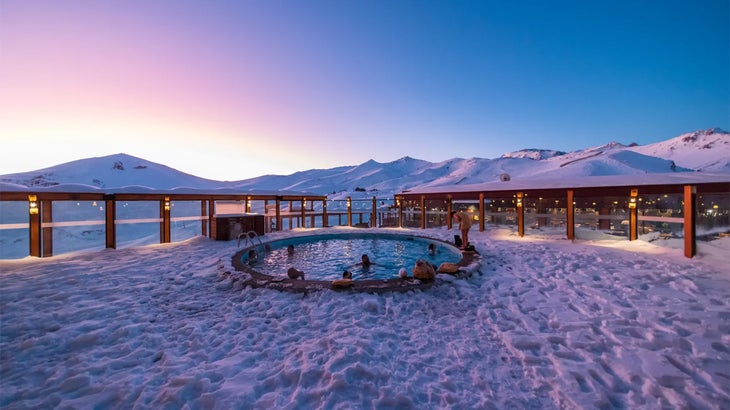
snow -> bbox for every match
[1,227,729,409]
[2,129,728,198]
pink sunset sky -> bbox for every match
[1,1,728,180]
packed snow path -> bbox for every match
[1,228,728,409]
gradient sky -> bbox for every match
[1,0,728,181]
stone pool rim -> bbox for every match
[230,230,479,293]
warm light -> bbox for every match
[164,196,171,211]
[28,195,38,215]
[629,189,638,209]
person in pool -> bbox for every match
[357,254,374,267]
[287,267,305,280]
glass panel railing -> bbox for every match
[0,201,29,259]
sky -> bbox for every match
[1,0,728,181]
[1,227,729,408]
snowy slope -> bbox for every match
[0,153,227,190]
[1,129,727,196]
[628,128,730,172]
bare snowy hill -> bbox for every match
[1,128,728,198]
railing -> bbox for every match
[3,180,727,259]
[0,192,396,259]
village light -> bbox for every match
[28,195,38,215]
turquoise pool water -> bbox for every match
[241,233,461,281]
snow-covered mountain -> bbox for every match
[2,128,728,198]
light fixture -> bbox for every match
[28,195,38,215]
[629,189,638,209]
[164,196,171,211]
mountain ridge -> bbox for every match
[2,128,728,198]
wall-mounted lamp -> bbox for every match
[347,197,352,207]
[29,195,38,215]
[516,192,524,208]
[629,189,638,209]
[164,196,171,211]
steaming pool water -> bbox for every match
[240,232,462,281]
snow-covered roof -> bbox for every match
[0,182,324,198]
[400,172,730,195]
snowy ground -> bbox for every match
[1,227,729,409]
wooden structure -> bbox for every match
[2,173,727,259]
[394,174,729,259]
[0,190,326,258]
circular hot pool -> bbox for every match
[238,232,462,281]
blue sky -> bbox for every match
[1,0,728,180]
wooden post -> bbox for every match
[372,196,377,228]
[347,196,352,227]
[105,195,116,249]
[208,199,216,238]
[516,192,525,237]
[322,199,328,228]
[420,195,426,229]
[200,200,208,237]
[566,190,575,240]
[28,195,41,257]
[275,197,281,231]
[161,196,171,243]
[629,189,638,241]
[683,185,696,258]
[41,199,53,257]
[446,197,452,230]
[301,198,306,228]
[479,193,485,232]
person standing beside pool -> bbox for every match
[451,210,473,250]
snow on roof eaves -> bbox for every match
[0,182,322,197]
[402,172,730,195]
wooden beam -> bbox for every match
[200,200,208,237]
[105,195,116,249]
[479,193,485,232]
[28,195,41,257]
[684,185,696,258]
[629,189,638,241]
[275,197,281,231]
[446,197,452,230]
[322,199,328,228]
[566,190,575,240]
[41,200,53,257]
[420,195,426,229]
[372,196,377,228]
[160,197,171,243]
[347,196,352,227]
[516,192,525,237]
[208,199,216,238]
